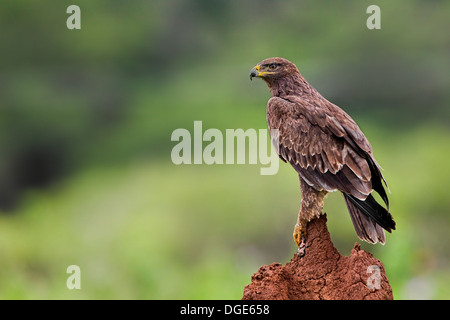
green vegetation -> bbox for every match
[1,124,449,299]
[0,0,449,299]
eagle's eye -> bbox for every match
[269,63,277,70]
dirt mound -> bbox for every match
[242,214,393,300]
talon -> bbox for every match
[297,240,306,257]
[293,223,307,246]
[293,222,307,256]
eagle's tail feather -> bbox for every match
[343,193,395,244]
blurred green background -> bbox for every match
[0,0,449,299]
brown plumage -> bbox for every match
[249,57,395,247]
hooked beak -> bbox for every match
[249,65,260,81]
[249,65,274,80]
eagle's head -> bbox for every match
[249,57,299,82]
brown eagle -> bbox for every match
[249,57,395,253]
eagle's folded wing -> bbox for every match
[267,96,388,206]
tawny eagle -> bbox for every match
[249,57,395,252]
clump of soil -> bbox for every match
[242,214,393,300]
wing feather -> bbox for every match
[267,96,385,202]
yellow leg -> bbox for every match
[294,177,328,256]
[293,218,308,256]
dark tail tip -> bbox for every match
[344,193,395,244]
[346,194,395,232]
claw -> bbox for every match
[293,222,307,246]
[296,240,306,257]
[293,222,307,257]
